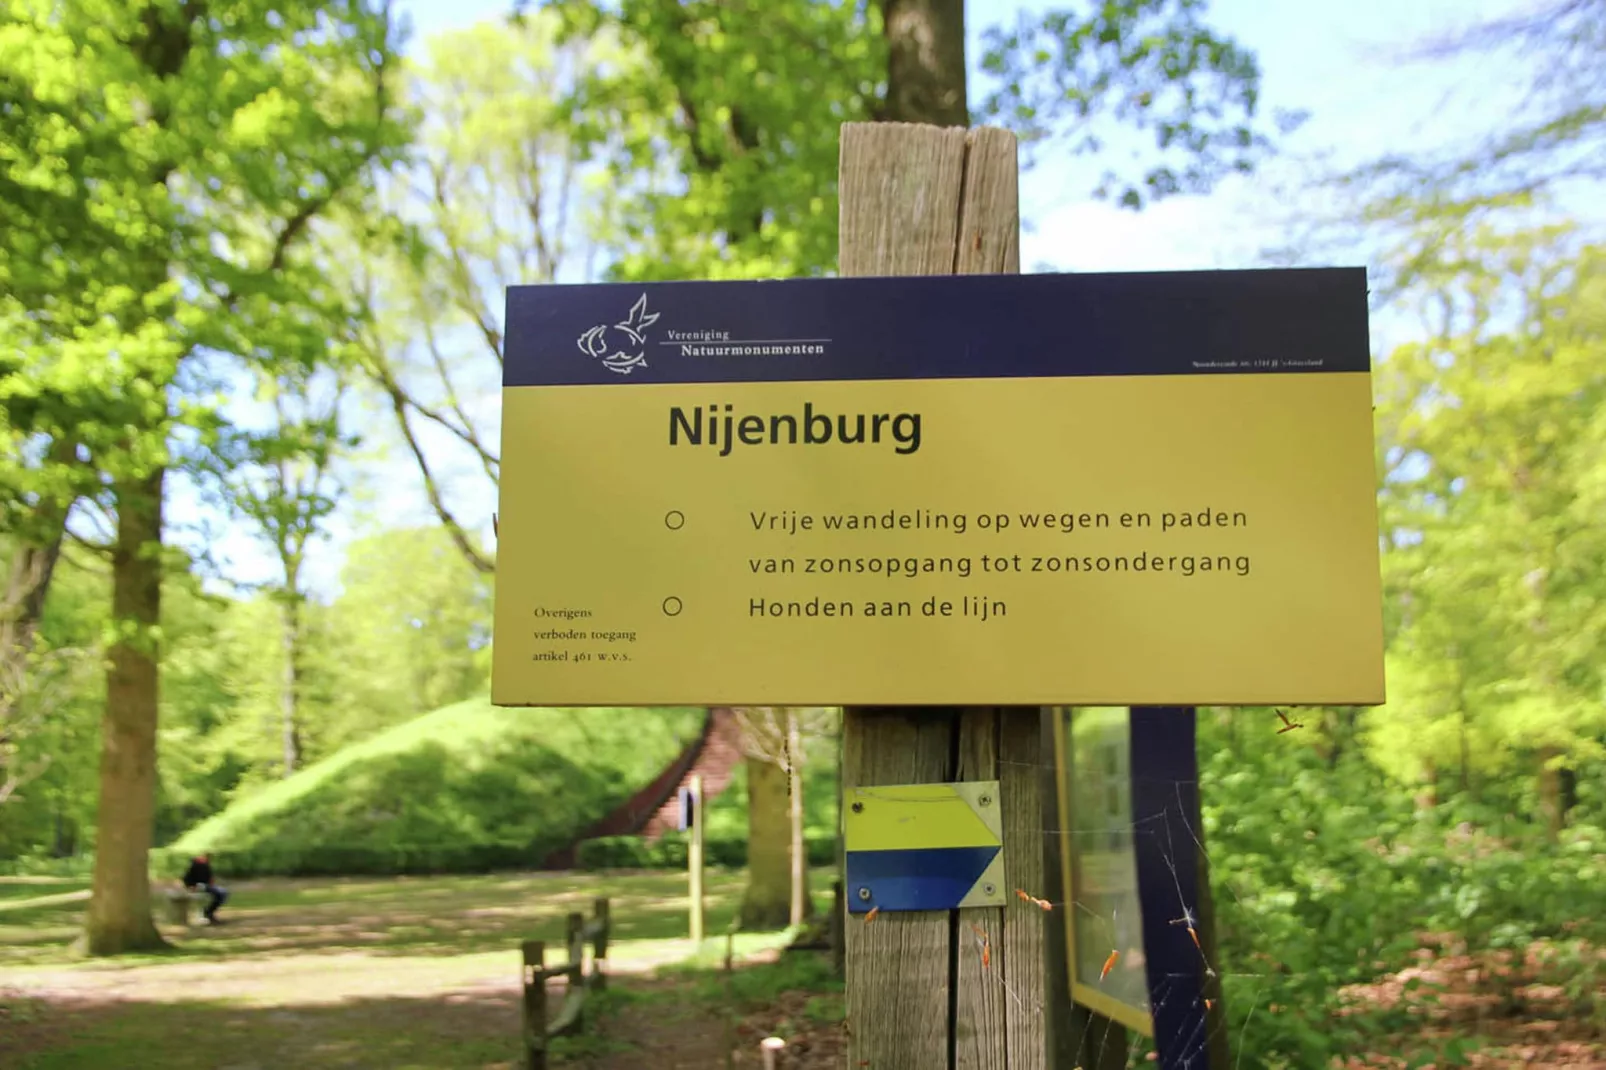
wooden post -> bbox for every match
[829,877,845,977]
[591,896,610,990]
[724,929,738,1070]
[839,121,1048,1070]
[566,910,584,971]
[689,772,705,945]
[522,939,547,1070]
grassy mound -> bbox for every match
[161,699,706,878]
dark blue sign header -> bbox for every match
[503,268,1370,388]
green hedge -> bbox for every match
[575,830,837,871]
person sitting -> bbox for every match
[181,853,229,924]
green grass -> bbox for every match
[0,866,829,972]
[0,878,86,903]
[0,867,835,1069]
[160,700,707,877]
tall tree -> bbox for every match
[342,10,639,571]
[368,0,1297,580]
[206,368,353,777]
[0,0,411,954]
[732,706,836,930]
[879,0,967,125]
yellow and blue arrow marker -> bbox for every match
[843,781,1006,912]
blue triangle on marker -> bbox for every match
[844,845,1001,912]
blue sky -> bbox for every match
[174,0,1594,600]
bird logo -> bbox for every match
[577,294,659,375]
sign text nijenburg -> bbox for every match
[491,269,1385,708]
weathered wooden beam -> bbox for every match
[522,939,548,1070]
[591,896,610,991]
[839,120,1045,1070]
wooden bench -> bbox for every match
[162,888,211,926]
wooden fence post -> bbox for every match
[592,896,610,991]
[829,877,845,978]
[522,939,547,1070]
[838,121,1049,1070]
[566,911,584,973]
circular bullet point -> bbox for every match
[661,596,683,617]
[664,510,685,530]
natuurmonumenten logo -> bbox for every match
[577,294,659,375]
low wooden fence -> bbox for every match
[522,896,610,1070]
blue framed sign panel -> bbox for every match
[1055,706,1221,1070]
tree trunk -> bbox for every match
[832,710,845,975]
[1415,758,1438,811]
[1537,746,1565,842]
[879,0,968,126]
[786,710,813,926]
[1,530,67,666]
[739,753,793,931]
[84,467,168,956]
[280,592,302,777]
[0,436,76,691]
[0,520,69,802]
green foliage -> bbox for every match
[542,0,877,282]
[1200,709,1606,1067]
[977,0,1306,207]
[1372,228,1606,791]
[0,544,105,859]
[308,526,495,752]
[160,698,705,877]
[529,0,1292,288]
[0,0,413,506]
[0,524,498,864]
[336,10,645,567]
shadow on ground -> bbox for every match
[0,950,848,1070]
[0,867,836,969]
[0,987,525,1069]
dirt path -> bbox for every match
[0,966,844,1070]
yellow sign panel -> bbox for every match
[844,782,1003,852]
[491,270,1385,707]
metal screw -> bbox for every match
[851,801,863,813]
[982,883,997,896]
[857,887,872,902]
[978,793,993,807]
